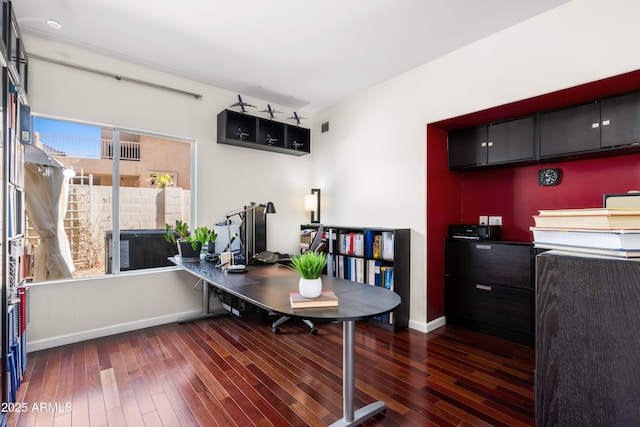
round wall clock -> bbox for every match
[537,168,561,186]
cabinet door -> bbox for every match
[487,116,535,164]
[445,278,533,336]
[448,126,488,168]
[540,102,601,157]
[445,239,532,289]
[600,91,640,148]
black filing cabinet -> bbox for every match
[444,239,534,346]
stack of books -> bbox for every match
[290,290,338,308]
[531,208,640,257]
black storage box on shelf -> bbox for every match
[105,229,177,273]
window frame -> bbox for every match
[31,113,197,280]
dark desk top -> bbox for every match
[170,257,402,322]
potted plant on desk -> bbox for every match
[164,220,217,262]
[288,251,328,298]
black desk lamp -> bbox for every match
[224,202,276,270]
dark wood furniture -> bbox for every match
[1,3,29,424]
[444,239,534,346]
[300,225,410,332]
[448,89,640,170]
[170,258,401,427]
[536,250,640,426]
[448,115,535,169]
[217,109,310,156]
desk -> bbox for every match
[170,257,401,427]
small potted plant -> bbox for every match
[288,251,328,298]
[164,220,217,261]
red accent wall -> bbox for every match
[425,69,640,322]
[461,154,640,242]
[460,155,640,242]
[426,126,461,322]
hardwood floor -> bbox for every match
[8,313,534,426]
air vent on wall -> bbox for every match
[321,122,330,133]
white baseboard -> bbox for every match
[408,316,446,334]
[26,309,203,353]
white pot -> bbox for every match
[299,277,322,298]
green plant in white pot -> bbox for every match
[288,251,328,298]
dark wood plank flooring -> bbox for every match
[8,313,534,426]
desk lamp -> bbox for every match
[224,202,276,270]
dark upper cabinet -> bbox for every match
[540,91,640,158]
[450,89,640,169]
[488,116,535,164]
[448,116,535,169]
[540,101,601,157]
[600,91,640,148]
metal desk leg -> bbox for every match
[329,320,387,427]
[178,279,229,323]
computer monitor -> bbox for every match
[307,225,325,252]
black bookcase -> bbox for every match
[217,109,310,156]
[300,225,410,332]
[1,2,29,424]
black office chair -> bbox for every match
[272,315,317,335]
[270,225,325,335]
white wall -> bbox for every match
[24,0,640,349]
[312,0,640,331]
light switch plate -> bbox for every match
[489,216,502,226]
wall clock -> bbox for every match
[537,168,561,186]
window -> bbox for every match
[28,116,194,281]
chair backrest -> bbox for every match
[308,225,325,252]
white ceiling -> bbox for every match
[13,0,570,112]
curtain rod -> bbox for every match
[29,53,203,100]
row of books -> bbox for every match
[7,186,24,238]
[8,287,28,404]
[531,207,640,257]
[338,232,365,257]
[336,230,395,260]
[331,254,365,283]
[364,230,395,261]
[326,254,396,287]
[371,265,394,324]
[8,82,27,187]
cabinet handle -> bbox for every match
[481,142,487,147]
[475,244,492,250]
[591,122,600,129]
[475,284,492,291]
[487,141,493,147]
[602,119,611,126]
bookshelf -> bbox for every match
[1,2,29,423]
[217,109,310,156]
[300,225,410,332]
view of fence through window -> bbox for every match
[28,117,192,281]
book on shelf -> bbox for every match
[290,290,338,308]
[339,232,364,256]
[531,227,640,250]
[533,208,640,229]
[381,231,394,260]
